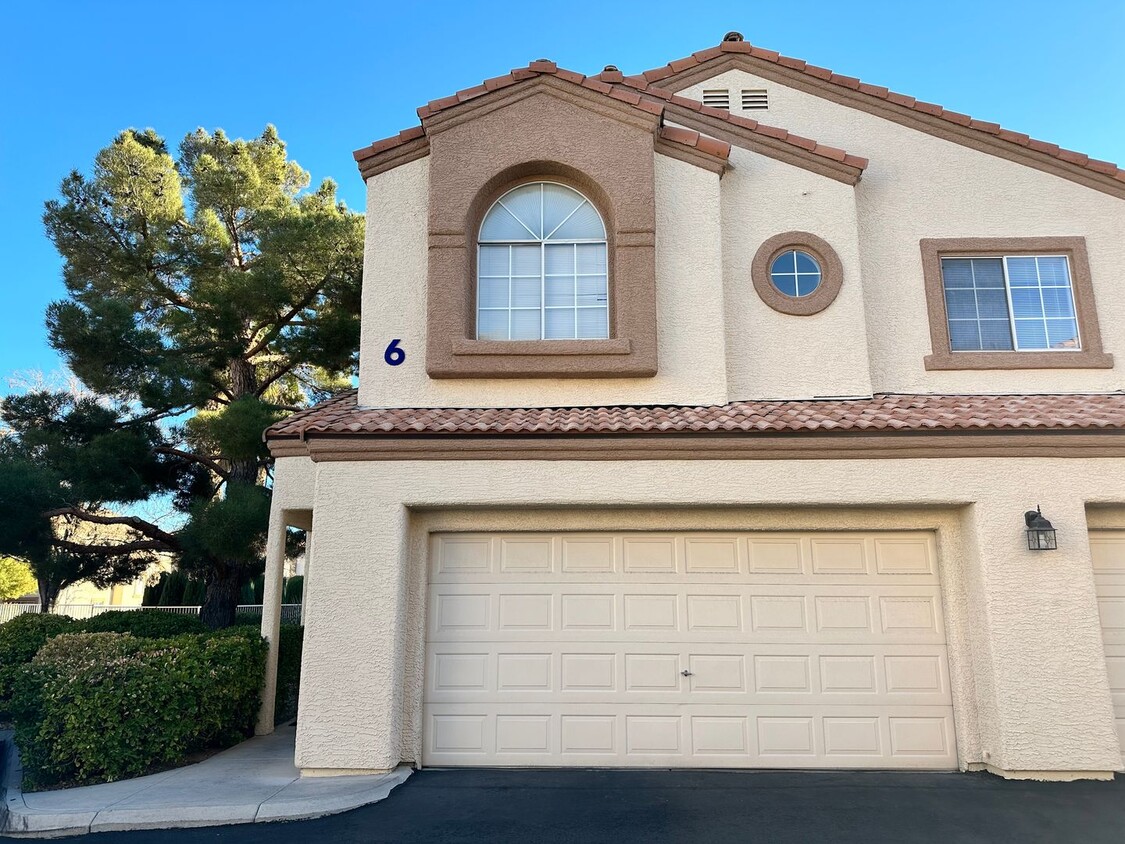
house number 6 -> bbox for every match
[384,339,405,366]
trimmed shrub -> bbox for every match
[0,613,76,717]
[77,610,206,638]
[225,617,303,725]
[275,625,304,725]
[141,574,164,606]
[181,577,205,606]
[282,575,303,604]
[11,628,267,789]
[157,570,186,606]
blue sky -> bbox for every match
[2,0,1123,391]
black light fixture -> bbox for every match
[1024,506,1058,551]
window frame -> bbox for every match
[751,231,844,316]
[476,181,610,342]
[921,237,1112,370]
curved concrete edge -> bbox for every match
[0,731,412,838]
[254,766,412,823]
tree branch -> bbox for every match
[243,279,324,359]
[52,537,173,556]
[43,507,179,547]
[154,446,230,479]
[255,358,297,395]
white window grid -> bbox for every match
[477,182,609,341]
[942,254,1080,352]
[769,249,822,297]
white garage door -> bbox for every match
[1091,530,1125,762]
[423,530,957,769]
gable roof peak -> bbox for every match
[643,37,1125,196]
[352,54,867,183]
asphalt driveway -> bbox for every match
[54,768,1125,844]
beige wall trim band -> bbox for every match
[268,431,1125,461]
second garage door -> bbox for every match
[423,530,957,769]
[1091,530,1125,762]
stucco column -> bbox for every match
[295,468,408,775]
[255,505,287,735]
[962,490,1119,779]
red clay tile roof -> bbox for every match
[657,125,731,160]
[351,60,861,176]
[639,39,1125,186]
[267,391,1125,439]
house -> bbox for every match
[256,33,1125,781]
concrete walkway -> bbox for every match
[0,727,410,838]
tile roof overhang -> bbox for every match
[640,38,1125,199]
[265,391,1125,461]
[352,60,866,184]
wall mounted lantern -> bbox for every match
[1024,506,1058,551]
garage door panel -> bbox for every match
[431,532,944,584]
[428,583,946,644]
[1091,531,1125,762]
[423,704,957,768]
[427,643,952,707]
[424,530,955,769]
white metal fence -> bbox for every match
[0,603,302,625]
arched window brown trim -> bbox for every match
[468,167,616,343]
[428,160,657,379]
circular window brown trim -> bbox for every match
[751,231,844,316]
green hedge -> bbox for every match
[275,625,304,725]
[0,612,213,717]
[11,628,267,789]
[228,615,304,725]
[0,614,76,718]
[77,610,206,638]
[282,575,303,604]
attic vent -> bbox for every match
[702,89,731,110]
[741,89,769,110]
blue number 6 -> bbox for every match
[384,339,405,366]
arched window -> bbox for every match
[477,182,609,340]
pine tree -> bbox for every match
[37,126,363,627]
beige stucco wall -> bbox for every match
[271,456,316,512]
[680,69,1125,395]
[293,456,1125,777]
[713,139,872,398]
[357,153,727,409]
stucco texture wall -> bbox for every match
[710,138,872,399]
[294,456,1125,777]
[357,154,726,409]
[271,456,316,512]
[679,69,1125,395]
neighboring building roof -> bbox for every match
[267,391,1125,440]
[639,36,1125,197]
[352,59,865,183]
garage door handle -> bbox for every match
[680,670,693,677]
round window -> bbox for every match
[769,249,822,297]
